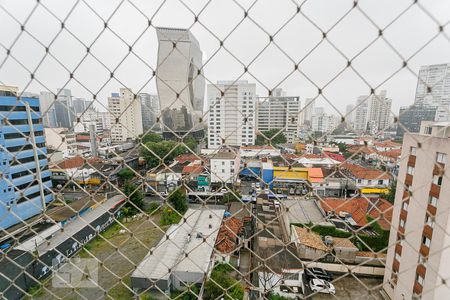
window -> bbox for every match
[418,254,428,266]
[410,146,417,155]
[424,126,432,135]
[402,201,408,211]
[422,236,431,248]
[378,179,384,185]
[357,179,362,183]
[436,152,446,164]
[399,219,405,228]
[416,273,424,286]
[425,215,434,228]
[429,196,438,207]
[432,175,443,186]
[407,166,415,175]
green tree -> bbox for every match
[141,132,163,144]
[160,206,182,225]
[382,179,397,204]
[122,182,144,213]
[204,264,244,300]
[140,140,183,168]
[117,167,135,181]
[255,129,287,146]
[183,135,198,152]
[168,188,188,214]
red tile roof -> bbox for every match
[182,164,204,174]
[175,154,207,164]
[319,197,393,230]
[57,156,84,169]
[341,163,390,180]
[324,152,345,162]
[377,149,402,159]
[241,145,277,150]
[374,140,402,148]
[215,217,243,254]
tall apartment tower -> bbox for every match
[301,98,315,126]
[108,88,143,143]
[139,93,160,132]
[0,85,53,229]
[38,91,57,128]
[54,88,75,128]
[311,107,338,133]
[155,27,205,138]
[354,90,392,133]
[384,121,450,299]
[256,88,301,143]
[207,81,256,149]
[415,63,450,106]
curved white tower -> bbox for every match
[155,27,205,138]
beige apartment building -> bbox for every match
[384,121,450,299]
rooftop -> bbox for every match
[215,217,243,254]
[211,151,237,159]
[131,208,224,282]
[320,198,393,230]
[340,163,390,180]
[332,237,358,249]
[294,226,328,251]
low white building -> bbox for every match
[131,208,224,293]
[239,146,281,158]
[210,151,240,184]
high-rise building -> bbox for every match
[39,91,57,128]
[155,27,205,138]
[139,93,160,132]
[98,111,111,131]
[415,63,450,106]
[207,81,256,149]
[72,97,92,115]
[384,121,450,300]
[301,98,315,126]
[311,107,338,133]
[108,88,143,143]
[354,90,392,133]
[54,88,75,128]
[256,88,301,144]
[397,104,438,136]
[0,85,53,229]
[345,103,355,127]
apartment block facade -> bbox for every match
[354,90,392,133]
[384,122,450,299]
[0,86,53,229]
[108,88,143,143]
[207,81,256,149]
[256,89,301,144]
[415,63,450,106]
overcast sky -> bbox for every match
[0,0,449,116]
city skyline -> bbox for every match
[1,1,450,117]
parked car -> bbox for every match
[309,279,336,294]
[251,182,256,189]
[305,268,333,282]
